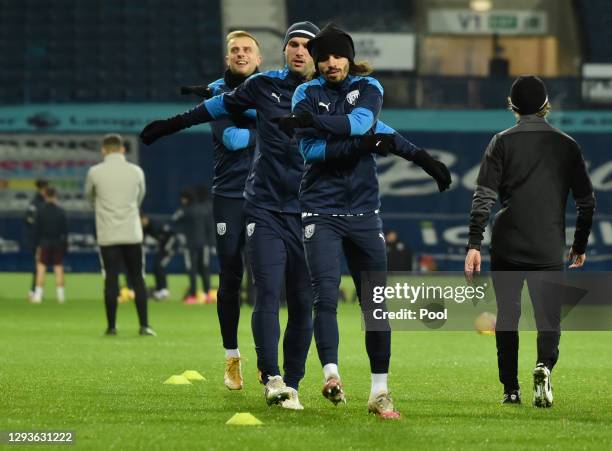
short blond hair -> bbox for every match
[226,30,260,51]
[102,133,123,152]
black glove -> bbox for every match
[140,116,186,145]
[412,149,452,192]
[272,112,314,137]
[358,133,395,156]
[179,85,214,99]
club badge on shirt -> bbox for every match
[247,222,255,237]
[346,90,360,106]
[216,223,227,236]
[304,224,316,239]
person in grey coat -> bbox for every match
[85,133,155,336]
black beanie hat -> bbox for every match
[509,75,549,115]
[283,21,320,49]
[306,23,355,64]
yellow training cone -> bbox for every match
[182,370,206,381]
[163,375,192,385]
[226,413,263,426]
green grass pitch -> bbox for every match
[1,272,611,450]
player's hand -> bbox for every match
[359,134,395,156]
[412,149,452,192]
[140,116,185,145]
[567,247,586,268]
[464,249,481,282]
[272,112,314,137]
[180,85,214,99]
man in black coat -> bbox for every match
[465,76,595,408]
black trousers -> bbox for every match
[491,253,564,390]
[213,195,246,350]
[184,245,211,296]
[153,236,176,291]
[99,244,149,329]
[30,249,37,291]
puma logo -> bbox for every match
[271,92,281,102]
[318,101,331,112]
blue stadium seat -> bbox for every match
[0,1,224,102]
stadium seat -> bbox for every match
[0,0,223,102]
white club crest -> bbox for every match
[346,90,360,105]
[216,222,227,236]
[247,222,255,237]
[304,224,316,239]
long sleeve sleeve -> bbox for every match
[137,168,146,206]
[374,121,420,159]
[569,144,595,254]
[181,77,258,127]
[297,136,361,162]
[84,169,95,207]
[468,135,503,248]
[293,88,362,162]
[210,118,256,151]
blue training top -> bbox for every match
[207,71,257,199]
[293,74,419,214]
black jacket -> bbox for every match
[35,201,68,249]
[172,202,214,248]
[24,192,46,249]
[143,218,173,246]
[468,115,595,266]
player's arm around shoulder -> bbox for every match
[219,71,265,114]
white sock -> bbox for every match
[370,373,388,397]
[323,363,340,381]
[57,287,65,302]
[225,348,240,359]
[34,286,43,300]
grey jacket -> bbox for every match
[85,153,146,246]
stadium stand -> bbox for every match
[286,0,415,32]
[0,0,223,103]
[574,0,612,62]
[2,0,611,107]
